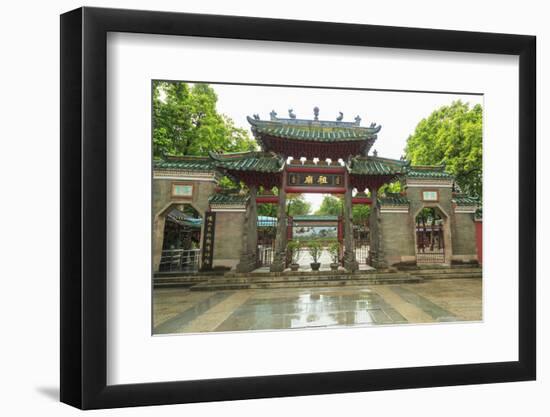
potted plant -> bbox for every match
[328,242,340,271]
[307,241,322,271]
[287,240,302,271]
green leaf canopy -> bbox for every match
[404,100,482,199]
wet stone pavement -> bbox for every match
[153,278,482,334]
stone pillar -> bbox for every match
[343,184,359,272]
[152,214,166,273]
[270,177,287,272]
[236,185,259,273]
[249,185,258,254]
[369,188,387,269]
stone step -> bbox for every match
[414,268,482,274]
[204,272,412,285]
[414,272,482,280]
[190,274,423,291]
[224,269,388,278]
[153,276,209,288]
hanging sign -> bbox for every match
[287,172,344,188]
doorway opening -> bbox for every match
[415,207,445,264]
[159,204,202,272]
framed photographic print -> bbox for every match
[60,6,536,410]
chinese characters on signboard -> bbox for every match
[287,173,344,187]
[172,183,193,197]
[422,190,439,201]
[201,212,216,270]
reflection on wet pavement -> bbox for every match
[153,279,481,334]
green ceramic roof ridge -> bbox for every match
[407,164,454,179]
[208,192,250,205]
[378,192,409,206]
[348,155,409,176]
[208,151,284,173]
[247,115,381,143]
[452,194,480,206]
[154,155,216,171]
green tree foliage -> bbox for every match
[404,100,482,198]
[315,195,343,216]
[352,204,371,225]
[257,204,277,218]
[256,193,311,218]
[153,81,257,158]
[315,195,371,224]
[378,180,402,196]
[287,194,311,216]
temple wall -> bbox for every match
[152,176,217,272]
[212,211,246,270]
[451,211,478,261]
[379,210,416,265]
[406,186,454,220]
[152,178,216,217]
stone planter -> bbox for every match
[330,263,339,271]
[290,263,300,271]
[310,262,321,271]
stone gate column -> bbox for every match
[236,185,259,273]
[368,188,387,268]
[152,214,166,272]
[270,176,287,272]
[368,188,377,266]
[343,183,359,272]
[248,185,258,255]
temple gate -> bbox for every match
[152,107,481,274]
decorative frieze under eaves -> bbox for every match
[153,169,219,182]
[405,179,453,188]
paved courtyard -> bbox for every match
[153,278,482,334]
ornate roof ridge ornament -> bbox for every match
[313,106,319,120]
[246,114,381,130]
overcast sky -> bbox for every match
[209,83,483,211]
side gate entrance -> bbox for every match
[257,215,278,267]
[415,208,445,264]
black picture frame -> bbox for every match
[60,6,536,410]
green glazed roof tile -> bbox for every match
[348,156,409,175]
[407,165,454,180]
[208,193,250,205]
[378,193,409,206]
[154,156,215,171]
[247,116,380,143]
[209,151,284,173]
[452,194,479,206]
